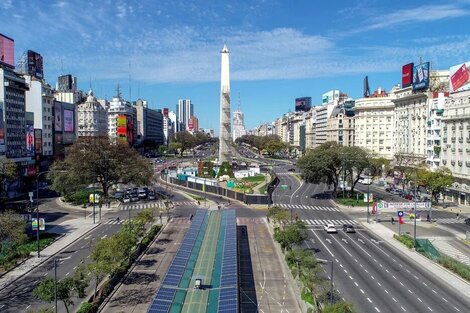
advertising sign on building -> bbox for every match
[449,62,470,92]
[63,109,74,132]
[0,103,4,153]
[0,33,15,68]
[26,124,35,156]
[34,129,42,155]
[32,218,45,231]
[322,90,340,104]
[27,50,44,79]
[412,62,430,91]
[402,63,414,88]
[54,102,62,131]
[117,114,127,143]
[163,108,169,117]
[295,97,312,112]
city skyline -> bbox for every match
[1,0,470,132]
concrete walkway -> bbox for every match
[0,217,98,290]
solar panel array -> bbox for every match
[147,209,207,313]
[218,209,238,313]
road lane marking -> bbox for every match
[401,306,406,311]
[349,275,353,280]
[65,272,70,276]
[377,282,381,286]
[442,297,448,302]
[367,298,372,303]
[399,282,404,286]
[43,273,48,276]
[392,297,397,302]
[407,289,412,294]
[375,307,380,312]
[454,306,460,311]
[309,229,334,257]
[354,282,358,287]
[432,289,437,294]
[417,298,422,302]
[428,307,433,311]
[384,289,389,294]
[26,305,31,310]
[360,289,365,294]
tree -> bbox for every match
[420,167,453,202]
[267,206,291,229]
[273,220,307,251]
[172,131,196,156]
[48,137,153,203]
[0,211,27,255]
[297,142,342,197]
[158,145,167,156]
[33,266,89,313]
[168,142,182,156]
[341,146,371,196]
[0,157,17,209]
[264,139,285,157]
[393,153,424,190]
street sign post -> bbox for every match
[398,211,404,235]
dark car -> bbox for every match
[287,168,296,172]
[465,218,470,226]
[342,224,356,233]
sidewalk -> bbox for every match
[0,217,99,290]
[56,197,121,213]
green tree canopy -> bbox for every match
[0,157,17,209]
[273,220,307,251]
[0,211,27,254]
[48,137,153,201]
[419,167,453,202]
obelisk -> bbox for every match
[219,44,232,163]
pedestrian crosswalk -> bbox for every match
[435,218,466,224]
[273,203,340,212]
[120,200,197,211]
[301,219,358,226]
[105,218,126,225]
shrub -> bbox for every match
[438,255,470,281]
[393,234,414,249]
[76,302,93,313]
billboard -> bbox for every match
[0,33,14,68]
[449,61,470,92]
[26,124,35,157]
[295,97,312,112]
[402,63,413,88]
[163,108,169,117]
[412,62,430,91]
[322,90,340,104]
[34,129,42,155]
[54,102,62,131]
[117,115,127,143]
[63,109,74,132]
[27,50,44,79]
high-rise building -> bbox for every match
[57,74,77,92]
[176,99,193,132]
[135,99,164,146]
[107,88,137,145]
[354,89,396,159]
[218,44,232,162]
[232,106,245,141]
[23,75,54,156]
[16,50,44,79]
[77,89,108,137]
[0,66,29,158]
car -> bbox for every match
[342,224,356,233]
[324,224,337,233]
[122,197,131,203]
[465,218,470,226]
[113,191,124,200]
[138,190,147,199]
[148,191,156,200]
[131,195,140,202]
[404,194,413,200]
[287,168,296,172]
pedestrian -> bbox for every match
[391,217,395,224]
[457,212,460,219]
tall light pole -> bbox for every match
[36,171,49,258]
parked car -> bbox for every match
[404,194,413,200]
[131,195,140,202]
[342,224,356,233]
[465,218,470,226]
[148,191,156,200]
[122,197,131,203]
[113,191,124,200]
[288,168,296,172]
[324,224,337,233]
[138,189,147,199]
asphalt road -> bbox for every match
[272,165,470,313]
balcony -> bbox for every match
[443,160,447,165]
[459,148,463,152]
[459,138,464,143]
[451,138,456,143]
[451,160,456,166]
[458,161,463,167]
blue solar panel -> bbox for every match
[148,301,172,313]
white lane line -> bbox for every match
[423,282,428,286]
[101,234,107,239]
[392,297,397,302]
[384,290,389,294]
[432,289,437,294]
[442,297,448,303]
[0,305,5,310]
[454,306,460,312]
[392,275,397,280]
[73,266,77,270]
[367,298,372,303]
[65,272,70,276]
[309,229,334,257]
[377,282,381,286]
[349,275,353,280]
[428,307,433,311]
[354,282,359,287]
[401,306,406,311]
[330,235,353,257]
[407,289,412,294]
[399,281,404,286]
[43,273,48,277]
[26,305,31,310]
[417,298,422,302]
[370,275,375,280]
[360,289,365,294]
[339,264,343,268]
[375,307,380,312]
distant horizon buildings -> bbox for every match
[232,105,245,142]
[176,99,193,132]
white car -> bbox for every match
[122,197,131,203]
[324,224,337,233]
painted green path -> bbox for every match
[181,211,221,313]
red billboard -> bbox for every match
[402,63,413,88]
[0,33,14,68]
[163,108,169,117]
[449,62,470,92]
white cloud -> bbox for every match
[345,4,470,34]
[0,0,12,10]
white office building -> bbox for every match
[77,89,108,137]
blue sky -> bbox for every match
[1,0,470,132]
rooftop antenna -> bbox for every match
[116,82,121,98]
[237,92,241,110]
[129,61,132,102]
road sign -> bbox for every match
[364,193,374,203]
[377,202,384,210]
[280,185,289,190]
[32,218,45,231]
[397,211,404,217]
[399,216,404,224]
[383,202,430,209]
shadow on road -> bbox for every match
[237,225,258,313]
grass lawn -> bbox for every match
[335,194,368,207]
[301,291,316,306]
[241,175,266,183]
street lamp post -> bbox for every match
[36,171,49,258]
[318,258,334,304]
